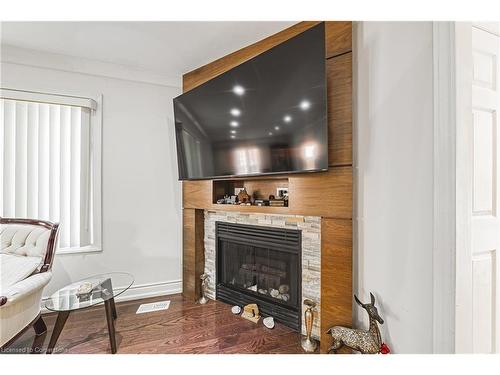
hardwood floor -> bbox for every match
[7,294,314,354]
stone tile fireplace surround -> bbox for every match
[203,210,321,338]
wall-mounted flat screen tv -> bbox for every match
[174,23,327,180]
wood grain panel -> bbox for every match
[182,208,205,301]
[325,21,352,58]
[327,52,353,166]
[183,180,212,209]
[183,22,320,92]
[288,167,352,218]
[320,218,352,353]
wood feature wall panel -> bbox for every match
[327,52,353,166]
[320,218,353,353]
[183,180,212,209]
[325,21,352,58]
[181,21,353,353]
[182,208,205,301]
[288,167,352,218]
[183,22,320,92]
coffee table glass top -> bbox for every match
[45,272,134,312]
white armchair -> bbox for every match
[0,218,59,351]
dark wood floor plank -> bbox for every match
[7,294,311,354]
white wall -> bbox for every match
[354,22,435,353]
[1,48,183,300]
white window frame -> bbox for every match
[0,88,103,255]
[61,92,102,255]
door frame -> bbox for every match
[432,21,475,354]
[453,22,474,354]
[432,21,460,354]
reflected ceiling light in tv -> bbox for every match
[230,108,241,116]
[230,130,236,134]
[283,115,292,123]
[233,85,245,95]
[300,100,311,110]
[274,126,280,131]
[230,120,239,127]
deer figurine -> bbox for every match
[326,293,384,354]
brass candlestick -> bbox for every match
[199,273,209,304]
[301,299,318,352]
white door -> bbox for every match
[457,23,500,353]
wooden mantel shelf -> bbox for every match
[207,204,290,214]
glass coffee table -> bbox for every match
[45,272,134,354]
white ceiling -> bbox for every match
[0,22,295,83]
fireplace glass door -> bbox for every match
[216,221,301,330]
[219,241,299,307]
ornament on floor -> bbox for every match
[301,299,318,353]
[241,303,260,323]
[231,305,242,314]
[198,273,209,304]
[263,316,275,329]
[326,292,387,354]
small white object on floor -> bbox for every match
[231,305,242,314]
[136,300,170,314]
[263,316,275,329]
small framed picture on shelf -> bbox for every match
[276,187,288,198]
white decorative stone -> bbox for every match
[263,316,275,329]
[247,284,257,292]
[231,305,242,314]
[270,289,280,298]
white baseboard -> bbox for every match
[115,279,182,303]
[40,279,182,314]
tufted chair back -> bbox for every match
[0,218,60,273]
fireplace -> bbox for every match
[216,221,302,331]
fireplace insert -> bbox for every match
[216,221,301,331]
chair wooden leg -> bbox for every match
[31,315,47,354]
[33,315,47,335]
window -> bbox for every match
[0,88,102,253]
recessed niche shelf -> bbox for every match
[212,177,289,211]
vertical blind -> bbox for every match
[1,97,92,249]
